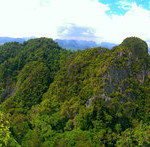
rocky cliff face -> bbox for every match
[2,37,150,146]
[104,38,148,93]
[51,37,150,107]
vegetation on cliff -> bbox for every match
[0,37,150,146]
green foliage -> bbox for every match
[49,130,97,147]
[0,37,150,146]
[0,111,10,146]
[14,62,50,109]
[121,37,148,59]
[117,121,150,146]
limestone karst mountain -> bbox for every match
[1,37,150,146]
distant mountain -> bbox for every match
[0,37,117,50]
[0,37,35,45]
[55,39,117,50]
[100,42,117,49]
[55,39,98,50]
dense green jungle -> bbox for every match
[1,37,150,146]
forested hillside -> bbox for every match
[1,37,150,146]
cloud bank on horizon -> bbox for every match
[1,0,150,44]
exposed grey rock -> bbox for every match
[86,94,111,107]
[137,69,146,83]
[104,65,129,95]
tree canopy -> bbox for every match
[0,37,150,146]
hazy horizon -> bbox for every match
[1,0,150,45]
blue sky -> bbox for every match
[99,0,150,15]
[1,0,150,44]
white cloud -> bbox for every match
[95,2,150,43]
[0,0,150,44]
[118,1,133,10]
[108,3,150,43]
[0,0,110,39]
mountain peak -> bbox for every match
[121,37,148,58]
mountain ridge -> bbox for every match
[0,37,117,50]
[1,37,150,146]
[55,39,117,50]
